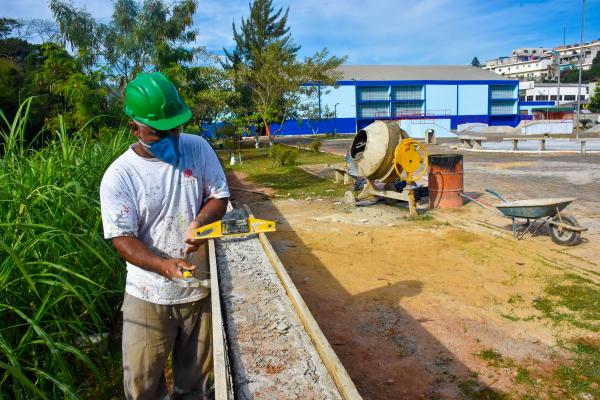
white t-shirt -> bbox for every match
[100,133,230,305]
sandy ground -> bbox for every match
[226,141,600,399]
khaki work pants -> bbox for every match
[121,293,212,400]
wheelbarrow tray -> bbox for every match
[495,198,575,219]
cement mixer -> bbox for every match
[345,121,429,216]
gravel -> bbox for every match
[216,209,342,400]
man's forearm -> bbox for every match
[112,236,166,275]
[194,197,229,226]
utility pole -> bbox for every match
[557,27,565,107]
[576,0,586,139]
[334,103,339,137]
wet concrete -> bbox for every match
[216,209,342,400]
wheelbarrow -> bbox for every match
[461,189,587,246]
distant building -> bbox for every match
[518,81,589,115]
[484,40,600,81]
[519,81,590,102]
[555,40,600,71]
[270,65,520,137]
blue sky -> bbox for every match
[3,0,600,65]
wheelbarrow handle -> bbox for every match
[485,188,508,202]
[459,193,488,209]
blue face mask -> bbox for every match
[139,135,179,165]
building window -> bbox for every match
[564,95,576,101]
[550,95,557,100]
[527,95,534,101]
[490,85,515,99]
[536,95,549,100]
[520,96,525,101]
[357,87,388,101]
[392,102,423,117]
[391,85,423,100]
[357,102,389,118]
[580,95,585,100]
[490,99,516,115]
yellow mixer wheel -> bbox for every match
[393,138,429,182]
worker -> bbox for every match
[99,71,230,400]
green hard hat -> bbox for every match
[124,72,192,131]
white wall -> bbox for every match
[399,119,453,138]
[320,85,356,118]
[426,85,457,115]
[458,85,488,115]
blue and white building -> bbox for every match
[273,65,520,137]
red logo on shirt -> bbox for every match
[183,169,193,178]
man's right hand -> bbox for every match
[112,236,197,281]
[160,258,197,280]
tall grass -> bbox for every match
[0,98,130,398]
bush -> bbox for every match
[580,118,592,130]
[269,144,299,166]
[0,98,128,397]
[308,140,322,153]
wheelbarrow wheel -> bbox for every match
[550,215,581,246]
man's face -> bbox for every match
[129,121,181,144]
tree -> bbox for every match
[22,19,61,43]
[163,63,237,130]
[471,57,481,67]
[223,0,300,116]
[50,0,199,93]
[31,43,107,129]
[225,0,345,143]
[0,18,22,39]
[588,81,600,113]
[239,42,343,143]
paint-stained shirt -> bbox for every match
[99,133,229,305]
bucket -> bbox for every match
[428,154,464,209]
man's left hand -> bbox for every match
[184,219,206,254]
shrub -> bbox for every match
[269,144,299,166]
[580,118,592,130]
[0,98,128,398]
[308,140,322,153]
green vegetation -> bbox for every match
[561,52,600,84]
[458,379,510,400]
[554,337,600,398]
[589,83,600,113]
[476,349,515,368]
[0,99,129,397]
[222,146,346,198]
[269,144,299,166]
[308,140,322,153]
[534,273,600,332]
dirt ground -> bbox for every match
[226,142,600,399]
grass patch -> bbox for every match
[514,366,535,386]
[533,273,600,332]
[476,349,515,368]
[220,147,346,198]
[500,313,520,321]
[550,337,600,399]
[458,379,511,400]
[508,295,524,304]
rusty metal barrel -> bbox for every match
[428,154,464,209]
